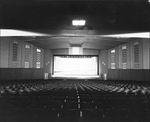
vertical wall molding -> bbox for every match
[99,50,108,76]
[127,43,131,69]
[142,39,150,69]
[1,38,9,68]
[110,49,116,69]
[21,41,25,68]
[43,49,52,78]
[30,44,34,68]
[115,47,120,69]
[0,39,1,67]
[129,40,143,69]
[108,50,111,69]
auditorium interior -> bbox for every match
[0,0,150,122]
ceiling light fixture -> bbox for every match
[72,20,86,26]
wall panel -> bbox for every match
[0,68,44,80]
[142,39,150,69]
[108,69,150,82]
[8,40,19,68]
[108,50,111,69]
[52,49,68,55]
[30,44,34,68]
[130,40,143,69]
[99,50,108,77]
[0,38,1,68]
[21,42,35,68]
[119,43,131,69]
[33,46,44,68]
[0,38,9,68]
[43,49,52,78]
[21,41,25,68]
[83,49,99,55]
[115,47,119,69]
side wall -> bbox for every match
[0,37,45,80]
[107,38,150,81]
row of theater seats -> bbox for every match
[0,79,150,95]
[0,79,150,122]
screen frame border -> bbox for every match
[52,55,99,77]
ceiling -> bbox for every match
[0,0,149,50]
[12,35,131,50]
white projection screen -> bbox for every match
[53,55,99,78]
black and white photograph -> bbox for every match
[0,0,150,122]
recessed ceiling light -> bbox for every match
[72,20,86,26]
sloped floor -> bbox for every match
[0,79,150,122]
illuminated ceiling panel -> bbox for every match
[0,29,48,36]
